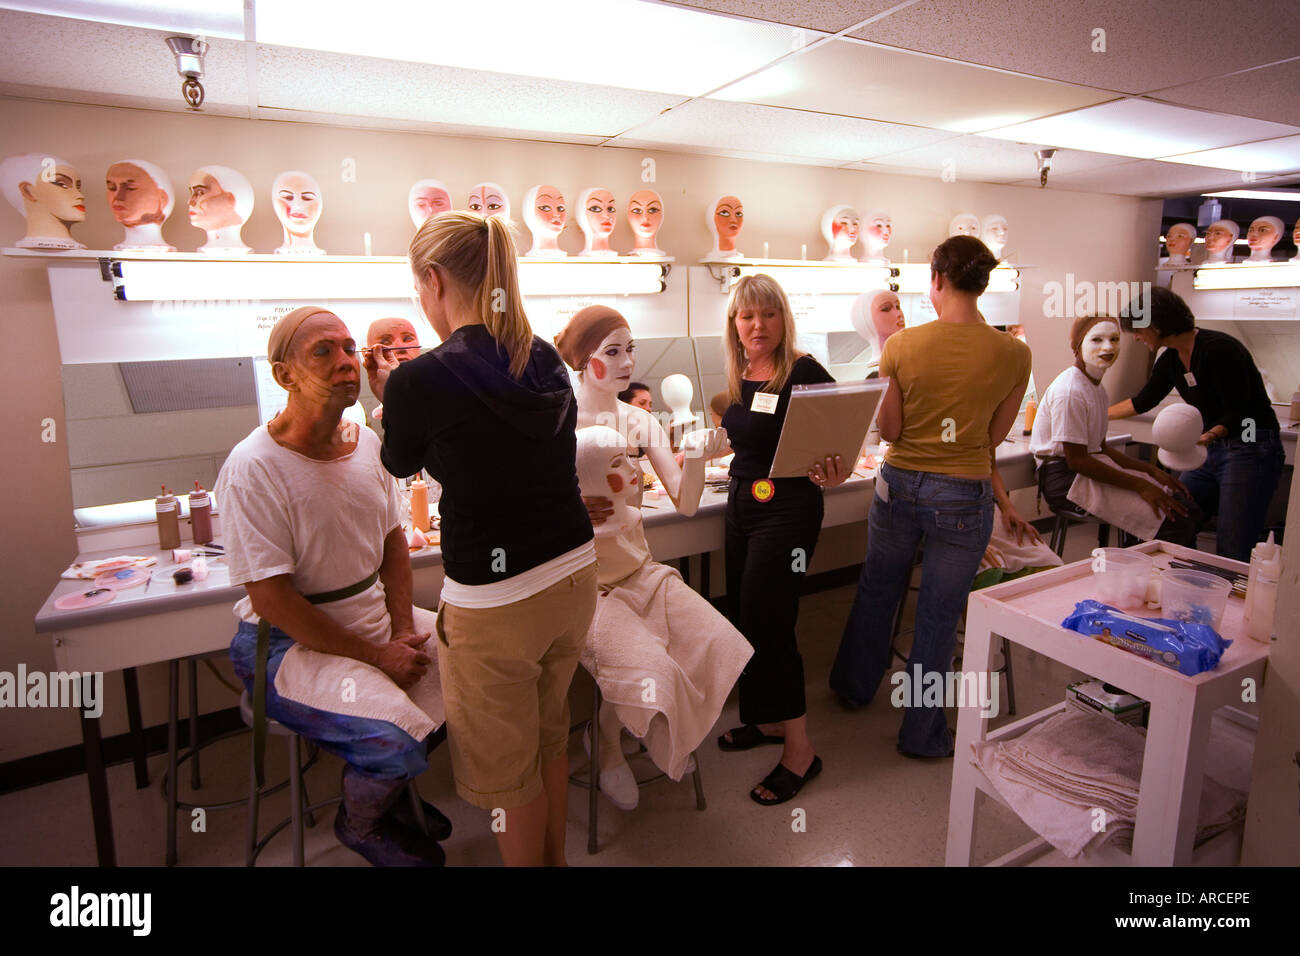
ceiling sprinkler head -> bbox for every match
[166,36,207,110]
[1035,149,1057,188]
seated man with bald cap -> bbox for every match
[215,306,449,867]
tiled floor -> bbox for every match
[0,529,1247,867]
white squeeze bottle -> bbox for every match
[1245,533,1280,643]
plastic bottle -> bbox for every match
[410,476,430,533]
[1246,533,1281,643]
[1289,390,1300,426]
[1022,398,1038,436]
[188,481,213,545]
[155,486,181,550]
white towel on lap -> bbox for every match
[1067,456,1164,541]
[581,561,752,780]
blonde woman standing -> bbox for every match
[716,274,848,805]
[366,212,597,866]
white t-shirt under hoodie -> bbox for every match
[215,424,403,645]
[1029,365,1109,460]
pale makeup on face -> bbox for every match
[986,222,1007,243]
[1080,320,1121,375]
[833,211,860,243]
[274,174,321,236]
[106,163,166,226]
[865,215,891,243]
[950,215,979,237]
[603,451,641,499]
[586,328,636,393]
[28,166,86,222]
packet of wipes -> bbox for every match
[1061,599,1230,676]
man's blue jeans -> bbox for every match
[830,463,994,757]
[1179,430,1285,562]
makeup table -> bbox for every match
[35,430,1132,866]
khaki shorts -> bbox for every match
[435,563,598,810]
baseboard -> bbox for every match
[0,706,245,797]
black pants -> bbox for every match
[725,477,823,725]
[1037,458,1202,547]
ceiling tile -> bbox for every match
[712,37,1117,131]
[256,46,683,139]
[982,98,1300,160]
[608,97,955,162]
[0,10,250,108]
[253,107,610,146]
[1150,58,1300,128]
[1159,134,1300,174]
[655,0,903,33]
[1015,158,1281,197]
[605,140,849,168]
[849,0,1300,95]
[860,135,1132,184]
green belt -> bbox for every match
[253,570,380,787]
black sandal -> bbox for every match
[717,724,784,752]
[750,755,822,806]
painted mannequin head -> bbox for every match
[272,170,324,255]
[1071,314,1121,382]
[1164,222,1195,262]
[980,214,1008,260]
[862,209,892,263]
[707,195,744,258]
[366,317,420,364]
[1246,215,1283,262]
[1293,220,1300,262]
[0,152,86,249]
[578,187,617,256]
[948,212,980,238]
[467,182,510,220]
[821,204,860,261]
[522,184,567,257]
[575,425,640,533]
[407,179,451,228]
[627,189,665,256]
[1203,219,1239,263]
[849,289,904,360]
[187,165,253,253]
[106,159,175,250]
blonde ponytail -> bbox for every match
[408,210,535,380]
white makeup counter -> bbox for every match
[35,429,1134,866]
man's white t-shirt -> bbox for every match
[215,424,403,645]
[1029,365,1108,459]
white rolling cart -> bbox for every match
[946,540,1269,867]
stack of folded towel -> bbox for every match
[972,708,1246,858]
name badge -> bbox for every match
[751,392,779,414]
[1184,372,1196,387]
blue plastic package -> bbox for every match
[1061,600,1231,676]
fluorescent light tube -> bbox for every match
[1192,264,1300,290]
[732,264,893,295]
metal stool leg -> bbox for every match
[588,681,600,855]
[245,737,260,867]
[188,659,202,789]
[1001,637,1017,716]
[288,734,304,867]
[1098,523,1110,549]
[690,752,706,811]
[122,666,149,789]
[165,660,179,867]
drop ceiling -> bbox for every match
[1,0,1298,197]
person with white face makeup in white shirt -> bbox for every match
[1030,314,1199,544]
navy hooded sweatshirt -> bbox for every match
[379,323,593,586]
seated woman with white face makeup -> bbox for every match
[568,426,752,809]
[1030,314,1200,546]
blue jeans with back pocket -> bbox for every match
[830,462,995,756]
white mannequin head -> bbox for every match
[575,425,640,534]
[980,214,1008,259]
[1,152,86,249]
[1152,403,1208,470]
[467,182,510,220]
[850,289,905,362]
[821,204,860,261]
[706,194,744,259]
[1204,219,1239,263]
[106,158,175,251]
[272,170,324,255]
[188,165,253,253]
[1072,315,1121,381]
[1164,223,1195,262]
[1246,215,1283,262]
[660,373,699,427]
[948,212,980,238]
[578,187,617,256]
[408,179,452,228]
[523,184,568,256]
[861,209,892,263]
[627,189,665,255]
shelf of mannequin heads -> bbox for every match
[1156,216,1300,321]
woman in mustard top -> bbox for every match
[830,236,1031,757]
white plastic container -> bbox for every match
[1090,548,1154,610]
[1161,569,1232,632]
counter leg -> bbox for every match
[946,599,995,867]
[1132,692,1209,866]
[188,659,201,789]
[122,666,149,789]
[165,659,179,867]
[700,551,710,598]
[81,709,117,867]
